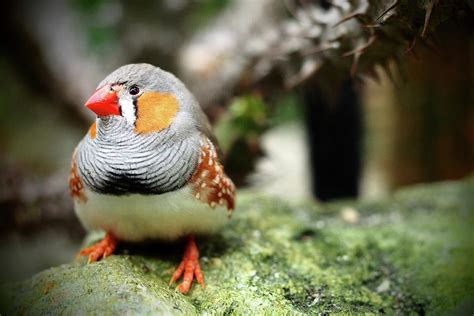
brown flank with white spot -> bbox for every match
[69,150,87,203]
[189,138,235,216]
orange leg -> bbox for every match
[78,232,118,263]
[169,235,205,294]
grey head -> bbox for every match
[88,63,213,140]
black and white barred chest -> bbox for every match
[76,119,199,196]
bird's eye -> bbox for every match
[129,85,140,96]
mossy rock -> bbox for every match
[1,178,474,315]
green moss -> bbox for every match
[1,178,474,314]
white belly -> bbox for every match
[74,187,229,241]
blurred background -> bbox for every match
[0,0,472,283]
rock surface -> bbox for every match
[1,178,474,314]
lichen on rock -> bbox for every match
[1,178,474,314]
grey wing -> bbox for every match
[163,66,224,158]
[191,99,224,159]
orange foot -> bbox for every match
[78,232,118,263]
[169,235,205,294]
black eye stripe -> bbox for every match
[133,99,137,124]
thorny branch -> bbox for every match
[179,0,471,105]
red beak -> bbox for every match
[84,84,120,116]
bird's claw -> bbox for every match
[78,232,117,263]
[169,236,205,294]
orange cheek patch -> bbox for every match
[134,91,179,134]
[88,122,97,139]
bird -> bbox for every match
[69,63,235,294]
